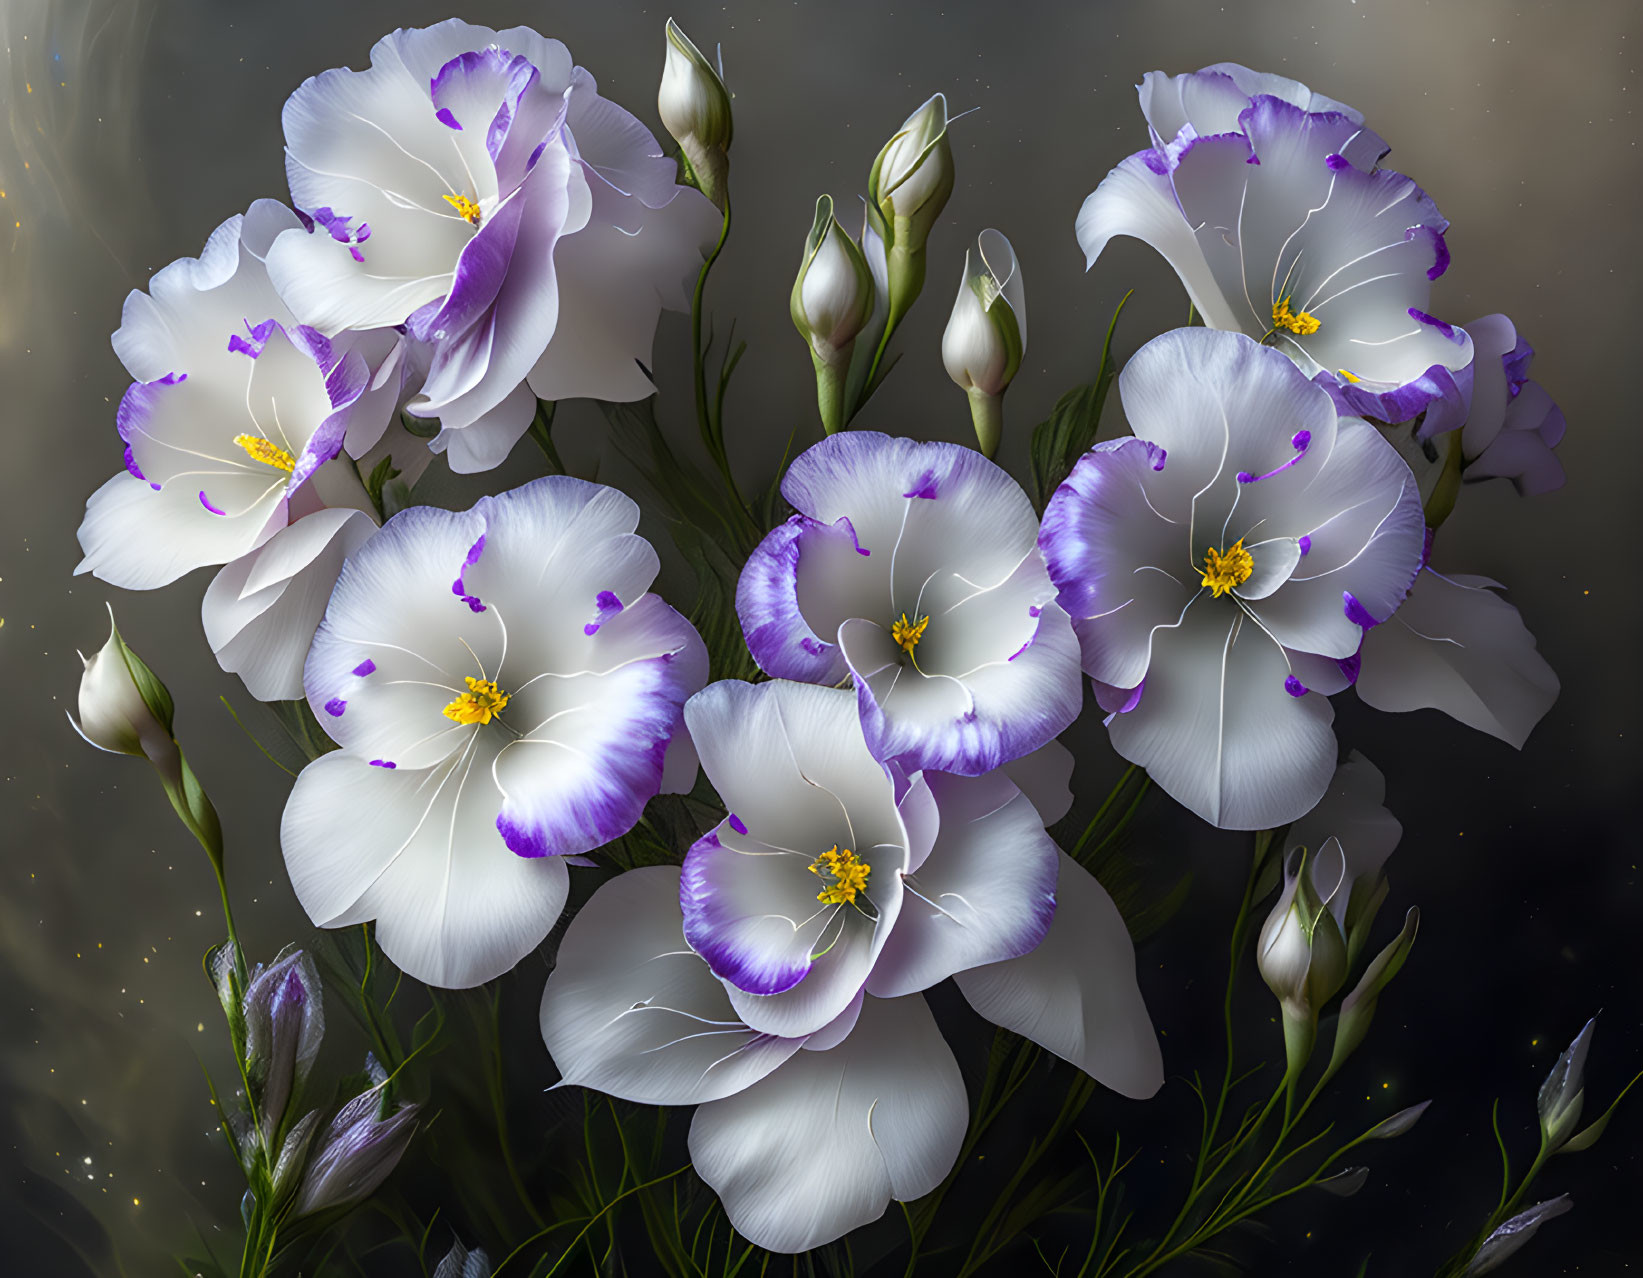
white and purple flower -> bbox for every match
[267,20,719,472]
[1077,68,1473,432]
[1039,328,1426,829]
[280,476,707,988]
[1457,314,1566,496]
[76,201,396,592]
[540,678,1161,1251]
[736,433,1082,776]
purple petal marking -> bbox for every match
[1325,152,1351,171]
[1408,308,1460,342]
[1343,591,1381,630]
[1407,223,1451,281]
[1337,648,1363,685]
[727,812,748,835]
[527,139,548,170]
[1028,605,1042,617]
[352,659,377,678]
[451,534,488,612]
[199,490,227,516]
[306,206,370,262]
[800,636,826,656]
[836,514,872,556]
[435,107,462,130]
[1148,444,1168,471]
[596,590,624,612]
[1298,534,1312,557]
[902,467,940,500]
[1502,331,1535,392]
[1291,430,1311,450]
[582,623,600,636]
[1238,430,1310,484]
[369,759,397,769]
[324,698,347,717]
[228,318,281,359]
[122,444,145,482]
[1420,526,1434,570]
[1284,675,1308,698]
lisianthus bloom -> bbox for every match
[737,433,1082,776]
[541,685,1160,1249]
[1350,315,1562,748]
[1040,329,1425,829]
[76,201,398,592]
[267,19,718,471]
[1458,314,1566,496]
[281,476,707,987]
[1077,72,1472,432]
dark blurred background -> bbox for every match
[2,0,1639,1273]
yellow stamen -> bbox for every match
[233,434,295,472]
[1337,368,1362,384]
[443,193,483,226]
[1271,297,1321,336]
[1200,540,1255,599]
[891,612,929,655]
[809,845,871,906]
[442,675,510,725]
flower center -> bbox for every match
[443,193,483,227]
[442,676,510,725]
[809,845,871,906]
[891,612,930,655]
[1271,297,1321,336]
[1200,540,1254,598]
[233,434,295,472]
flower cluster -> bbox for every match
[68,28,1576,1275]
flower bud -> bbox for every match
[658,19,732,210]
[1313,1165,1368,1197]
[71,605,175,765]
[869,94,954,248]
[1257,846,1349,1077]
[1463,1196,1573,1275]
[294,1074,419,1217]
[942,229,1025,458]
[866,94,955,331]
[791,195,876,433]
[242,948,325,1144]
[1328,906,1420,1074]
[434,1240,492,1278]
[1366,1099,1431,1140]
[1538,1019,1594,1152]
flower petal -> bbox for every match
[204,508,377,701]
[867,769,1058,997]
[540,865,803,1104]
[1108,601,1338,829]
[281,748,569,988]
[955,850,1163,1098]
[1355,568,1558,749]
[688,994,966,1253]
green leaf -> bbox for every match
[1028,289,1132,510]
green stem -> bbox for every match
[967,389,1003,459]
[690,204,755,537]
[528,400,564,474]
[812,348,850,435]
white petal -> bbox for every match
[1075,150,1245,331]
[955,850,1163,1098]
[1356,568,1558,749]
[540,865,803,1104]
[867,770,1058,997]
[688,994,966,1253]
[1286,750,1401,920]
[527,180,717,402]
[1002,739,1076,825]
[281,748,569,988]
[204,508,377,701]
[1109,601,1337,829]
[76,472,281,590]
